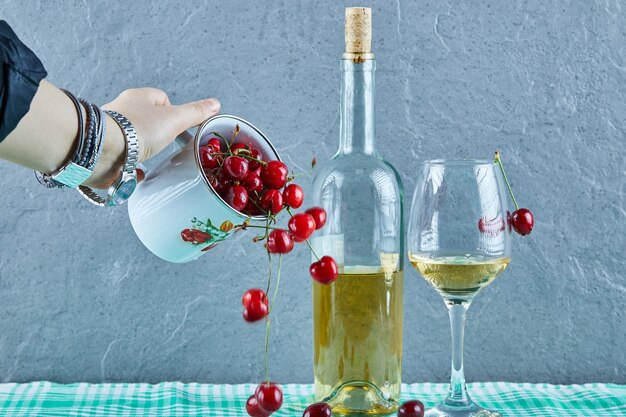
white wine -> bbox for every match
[313,267,403,415]
[409,253,510,301]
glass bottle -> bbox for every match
[310,8,404,416]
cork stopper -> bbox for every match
[344,7,374,61]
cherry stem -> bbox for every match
[265,249,272,296]
[263,247,272,384]
[305,239,320,261]
[264,315,270,384]
[494,150,520,211]
[213,152,267,166]
[269,255,282,313]
[244,224,283,231]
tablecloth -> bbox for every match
[0,382,624,416]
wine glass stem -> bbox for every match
[445,302,471,406]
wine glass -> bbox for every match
[407,159,512,417]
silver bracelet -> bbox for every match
[78,110,139,207]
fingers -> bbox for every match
[114,88,171,106]
[172,98,221,131]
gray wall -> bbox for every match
[0,0,624,384]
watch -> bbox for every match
[78,110,139,207]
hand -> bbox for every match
[85,88,221,188]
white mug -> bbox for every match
[128,115,280,263]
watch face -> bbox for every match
[110,178,137,206]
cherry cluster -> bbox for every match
[199,128,340,416]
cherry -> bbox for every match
[200,146,219,169]
[255,382,283,413]
[261,160,289,189]
[310,256,339,284]
[248,148,264,171]
[212,176,230,195]
[478,216,505,236]
[305,207,327,230]
[246,395,271,417]
[223,155,249,181]
[288,213,316,242]
[398,400,424,417]
[511,208,534,236]
[207,138,222,153]
[223,185,248,212]
[244,198,263,216]
[266,229,294,254]
[242,171,263,193]
[242,288,269,322]
[232,143,251,154]
[260,189,284,215]
[283,184,304,209]
[494,151,533,237]
[303,402,332,417]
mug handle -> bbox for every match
[175,129,195,149]
[136,129,196,180]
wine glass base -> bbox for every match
[425,402,501,417]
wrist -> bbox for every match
[82,113,125,189]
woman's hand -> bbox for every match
[87,88,221,188]
[0,81,220,189]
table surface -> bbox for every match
[0,382,624,416]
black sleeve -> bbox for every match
[0,20,47,143]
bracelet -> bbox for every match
[77,110,139,207]
[81,100,106,171]
[34,91,108,190]
[78,98,97,168]
[34,89,87,188]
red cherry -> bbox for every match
[223,155,249,180]
[242,171,263,193]
[398,400,425,417]
[232,143,251,154]
[246,395,271,417]
[478,216,505,236]
[261,160,289,189]
[207,138,222,153]
[305,207,327,230]
[223,185,248,212]
[248,148,264,171]
[511,208,534,236]
[255,382,283,413]
[288,213,316,242]
[266,229,294,254]
[243,198,263,216]
[303,402,332,417]
[310,256,339,284]
[260,189,284,215]
[242,288,268,307]
[199,146,219,169]
[242,288,269,322]
[283,184,304,209]
[212,176,230,195]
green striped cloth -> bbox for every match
[0,382,624,416]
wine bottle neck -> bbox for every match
[339,59,376,155]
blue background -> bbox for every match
[0,0,624,384]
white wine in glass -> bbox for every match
[409,253,510,303]
[407,159,512,417]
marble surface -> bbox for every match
[0,0,624,384]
